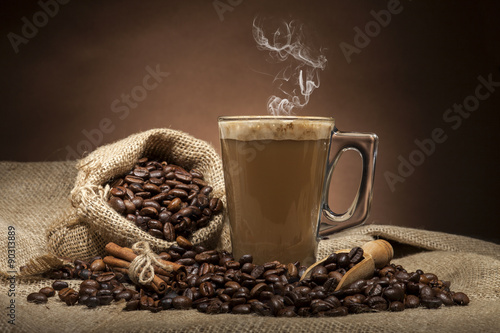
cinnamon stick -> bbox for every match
[103,243,185,294]
[105,242,185,275]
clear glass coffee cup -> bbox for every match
[218,116,378,266]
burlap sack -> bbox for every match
[45,128,227,269]
[1,160,499,332]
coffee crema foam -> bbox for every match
[219,118,334,141]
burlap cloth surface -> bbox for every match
[0,160,499,332]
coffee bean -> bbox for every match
[420,285,434,299]
[108,197,126,214]
[27,293,48,304]
[452,292,470,305]
[90,259,106,272]
[125,300,140,311]
[192,178,208,187]
[337,253,350,268]
[436,291,454,306]
[383,285,405,302]
[148,228,164,239]
[231,304,252,314]
[125,175,145,184]
[79,286,98,296]
[172,296,192,310]
[348,247,364,264]
[389,301,405,312]
[39,287,55,297]
[404,295,420,308]
[52,280,68,291]
[143,199,161,211]
[59,288,79,306]
[86,296,100,308]
[80,279,100,289]
[420,297,443,309]
[139,206,158,218]
[250,265,265,279]
[209,198,223,213]
[163,222,176,242]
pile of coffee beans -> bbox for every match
[30,241,469,316]
[106,157,223,241]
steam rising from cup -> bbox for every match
[253,18,327,115]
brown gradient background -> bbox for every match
[1,1,499,242]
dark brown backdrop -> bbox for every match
[1,0,499,242]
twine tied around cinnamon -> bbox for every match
[127,241,173,286]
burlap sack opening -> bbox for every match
[47,128,227,262]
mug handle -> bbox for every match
[319,127,378,236]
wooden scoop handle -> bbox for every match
[361,239,393,269]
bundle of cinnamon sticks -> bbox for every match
[103,242,186,294]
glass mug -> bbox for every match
[218,116,378,266]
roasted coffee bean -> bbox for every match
[125,300,140,311]
[95,272,115,283]
[269,295,285,315]
[348,247,364,264]
[147,219,163,230]
[452,292,470,305]
[39,287,55,297]
[149,228,164,239]
[90,259,106,272]
[79,286,98,296]
[192,178,208,187]
[139,206,158,218]
[86,296,100,308]
[405,295,420,308]
[108,197,126,214]
[389,301,405,312]
[125,175,144,184]
[168,189,188,200]
[172,296,192,310]
[163,222,176,242]
[365,296,387,310]
[228,303,249,314]
[324,306,348,317]
[27,293,48,304]
[80,279,100,289]
[52,280,68,291]
[420,285,434,299]
[59,288,79,306]
[115,290,134,302]
[421,297,443,309]
[209,198,223,213]
[277,307,297,317]
[133,167,149,178]
[383,286,405,302]
[337,253,350,268]
[123,199,136,214]
[435,292,454,306]
[176,235,193,250]
[250,265,265,279]
[143,199,161,211]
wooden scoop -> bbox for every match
[300,239,394,291]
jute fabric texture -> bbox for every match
[1,155,499,332]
